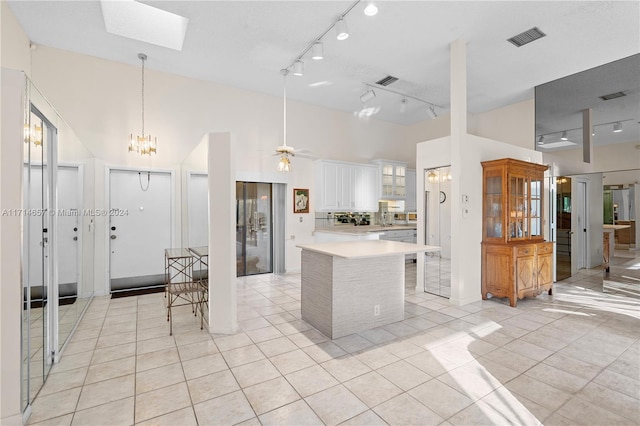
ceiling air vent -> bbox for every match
[507,27,546,47]
[599,91,626,101]
[375,75,398,86]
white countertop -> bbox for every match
[314,225,417,236]
[603,224,631,230]
[297,240,440,259]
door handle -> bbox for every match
[110,235,117,240]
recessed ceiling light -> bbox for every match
[101,0,189,51]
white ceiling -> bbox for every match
[7,1,640,127]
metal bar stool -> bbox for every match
[164,248,202,335]
[188,246,209,326]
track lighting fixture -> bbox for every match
[282,2,362,75]
[538,135,544,144]
[311,42,324,60]
[292,60,304,76]
[360,89,376,103]
[335,18,349,40]
[360,82,440,117]
[364,1,378,16]
[560,131,568,140]
[613,122,622,133]
[400,97,408,113]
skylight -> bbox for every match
[101,0,188,51]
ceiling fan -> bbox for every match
[275,69,315,171]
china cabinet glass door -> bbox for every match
[484,172,503,239]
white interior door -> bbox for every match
[571,180,587,274]
[57,166,79,289]
[188,172,208,247]
[109,170,172,291]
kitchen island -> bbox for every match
[297,240,440,339]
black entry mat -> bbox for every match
[111,286,164,299]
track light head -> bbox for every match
[292,60,304,76]
[360,89,376,103]
[364,1,378,16]
[427,106,437,119]
[400,97,408,113]
[335,18,349,40]
[560,131,568,140]
[613,121,623,133]
[538,135,544,144]
[311,42,324,60]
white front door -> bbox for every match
[109,170,172,291]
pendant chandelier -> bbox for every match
[128,53,157,156]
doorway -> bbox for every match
[556,177,572,280]
[423,166,451,298]
[236,182,273,276]
[22,106,57,405]
[109,169,172,293]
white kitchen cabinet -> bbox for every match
[315,160,379,212]
[372,160,408,200]
[354,165,380,212]
[405,169,416,212]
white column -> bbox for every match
[449,39,475,306]
[207,132,238,334]
[1,69,26,424]
[582,108,592,163]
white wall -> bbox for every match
[468,99,536,149]
[1,69,26,425]
[0,1,31,75]
[545,140,640,176]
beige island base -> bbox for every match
[297,240,440,339]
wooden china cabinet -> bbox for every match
[481,158,553,307]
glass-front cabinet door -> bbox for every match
[482,158,547,244]
[484,170,503,239]
[509,174,526,239]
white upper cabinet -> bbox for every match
[315,160,379,212]
[405,169,416,212]
[372,160,408,200]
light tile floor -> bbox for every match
[28,267,640,425]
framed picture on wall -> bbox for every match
[293,188,310,213]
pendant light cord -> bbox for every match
[282,70,287,148]
[141,55,145,138]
